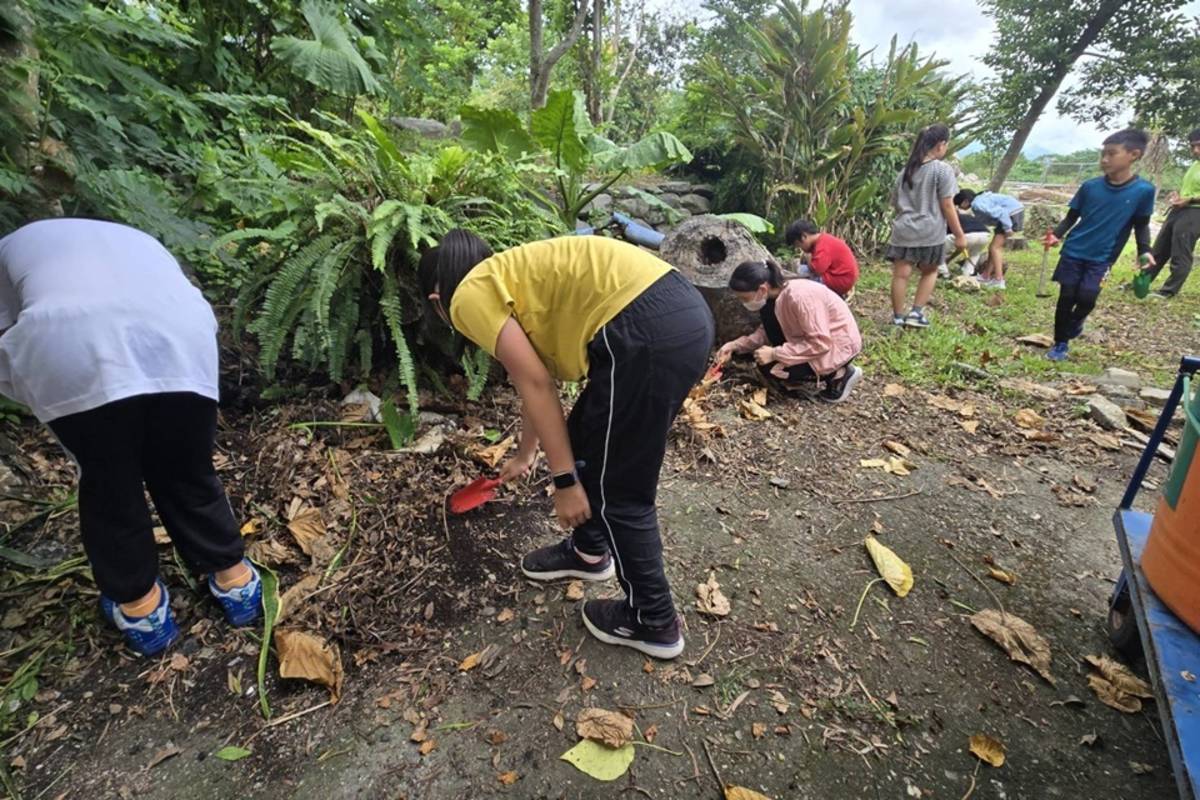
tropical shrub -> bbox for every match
[225,111,552,412]
[692,0,973,250]
[460,89,693,230]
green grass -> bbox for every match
[853,242,1200,389]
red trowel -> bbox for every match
[449,476,501,514]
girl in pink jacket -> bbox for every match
[716,260,863,402]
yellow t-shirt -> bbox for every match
[449,236,672,381]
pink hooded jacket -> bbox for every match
[730,279,862,378]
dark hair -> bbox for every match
[902,123,950,189]
[417,228,493,315]
[729,259,785,292]
[1189,127,1200,144]
[953,189,976,207]
[1102,128,1149,155]
[783,219,819,246]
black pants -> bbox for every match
[1149,207,1200,296]
[1053,283,1101,344]
[568,271,714,628]
[48,393,243,603]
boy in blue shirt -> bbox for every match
[954,189,1024,289]
[1044,129,1156,362]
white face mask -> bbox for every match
[743,297,767,312]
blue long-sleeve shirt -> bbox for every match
[970,192,1024,233]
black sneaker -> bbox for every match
[521,539,615,581]
[820,365,862,403]
[581,599,684,659]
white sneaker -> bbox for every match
[937,264,950,279]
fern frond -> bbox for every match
[380,271,419,415]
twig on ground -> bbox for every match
[266,699,333,729]
[947,550,1005,614]
[850,578,884,630]
[701,739,724,792]
[833,489,922,505]
[960,761,981,800]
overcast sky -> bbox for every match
[655,0,1200,155]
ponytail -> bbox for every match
[902,123,951,189]
[729,259,785,292]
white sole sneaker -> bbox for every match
[822,366,863,403]
[520,562,615,581]
[581,607,685,660]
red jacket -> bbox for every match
[809,233,859,296]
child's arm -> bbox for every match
[494,318,590,528]
[941,196,967,248]
[1051,208,1080,242]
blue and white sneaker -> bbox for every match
[903,309,931,328]
[208,560,263,627]
[100,580,180,656]
[1046,342,1069,362]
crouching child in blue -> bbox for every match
[1045,129,1156,362]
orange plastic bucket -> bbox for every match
[1142,376,1200,633]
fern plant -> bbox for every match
[225,110,551,411]
[461,346,493,402]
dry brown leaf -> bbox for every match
[739,399,773,421]
[961,420,980,434]
[725,786,773,800]
[926,394,975,417]
[274,628,344,701]
[970,609,1055,685]
[752,388,768,406]
[580,675,597,692]
[286,506,335,564]
[987,567,1017,585]
[496,608,515,624]
[969,734,1006,767]
[883,440,912,458]
[1016,333,1054,348]
[1090,432,1122,450]
[419,740,436,756]
[751,722,767,739]
[1088,674,1143,713]
[883,383,907,397]
[860,456,916,476]
[169,653,189,671]
[1085,655,1153,698]
[497,771,518,785]
[575,708,634,749]
[1014,408,1045,429]
[246,536,298,566]
[485,729,508,746]
[277,574,321,624]
[475,436,515,469]
[564,581,585,601]
[864,536,913,597]
[692,673,715,688]
[552,711,565,731]
[643,723,658,742]
[696,572,731,617]
[239,518,261,536]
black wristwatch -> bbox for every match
[553,470,578,490]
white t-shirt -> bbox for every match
[0,219,219,422]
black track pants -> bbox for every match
[1149,207,1200,296]
[568,271,715,628]
[48,392,244,602]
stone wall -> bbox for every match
[582,179,715,232]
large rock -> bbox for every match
[1140,387,1171,408]
[660,181,693,194]
[691,183,716,198]
[616,196,651,220]
[1087,394,1127,431]
[679,193,712,215]
[1095,367,1142,389]
[587,193,613,214]
[660,215,770,343]
[387,116,458,139]
[658,192,682,208]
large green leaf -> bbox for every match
[530,89,591,173]
[271,0,381,97]
[594,131,692,173]
[459,105,536,159]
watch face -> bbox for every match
[553,471,577,489]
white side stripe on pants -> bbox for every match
[598,326,639,624]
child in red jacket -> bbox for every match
[784,219,859,298]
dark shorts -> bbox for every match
[1052,255,1110,293]
[886,244,944,268]
[976,209,1024,235]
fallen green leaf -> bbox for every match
[559,740,635,781]
[214,746,251,761]
[255,561,280,720]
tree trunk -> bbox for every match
[988,0,1127,191]
[584,0,603,124]
[529,0,592,109]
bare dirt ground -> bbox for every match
[2,271,1197,800]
